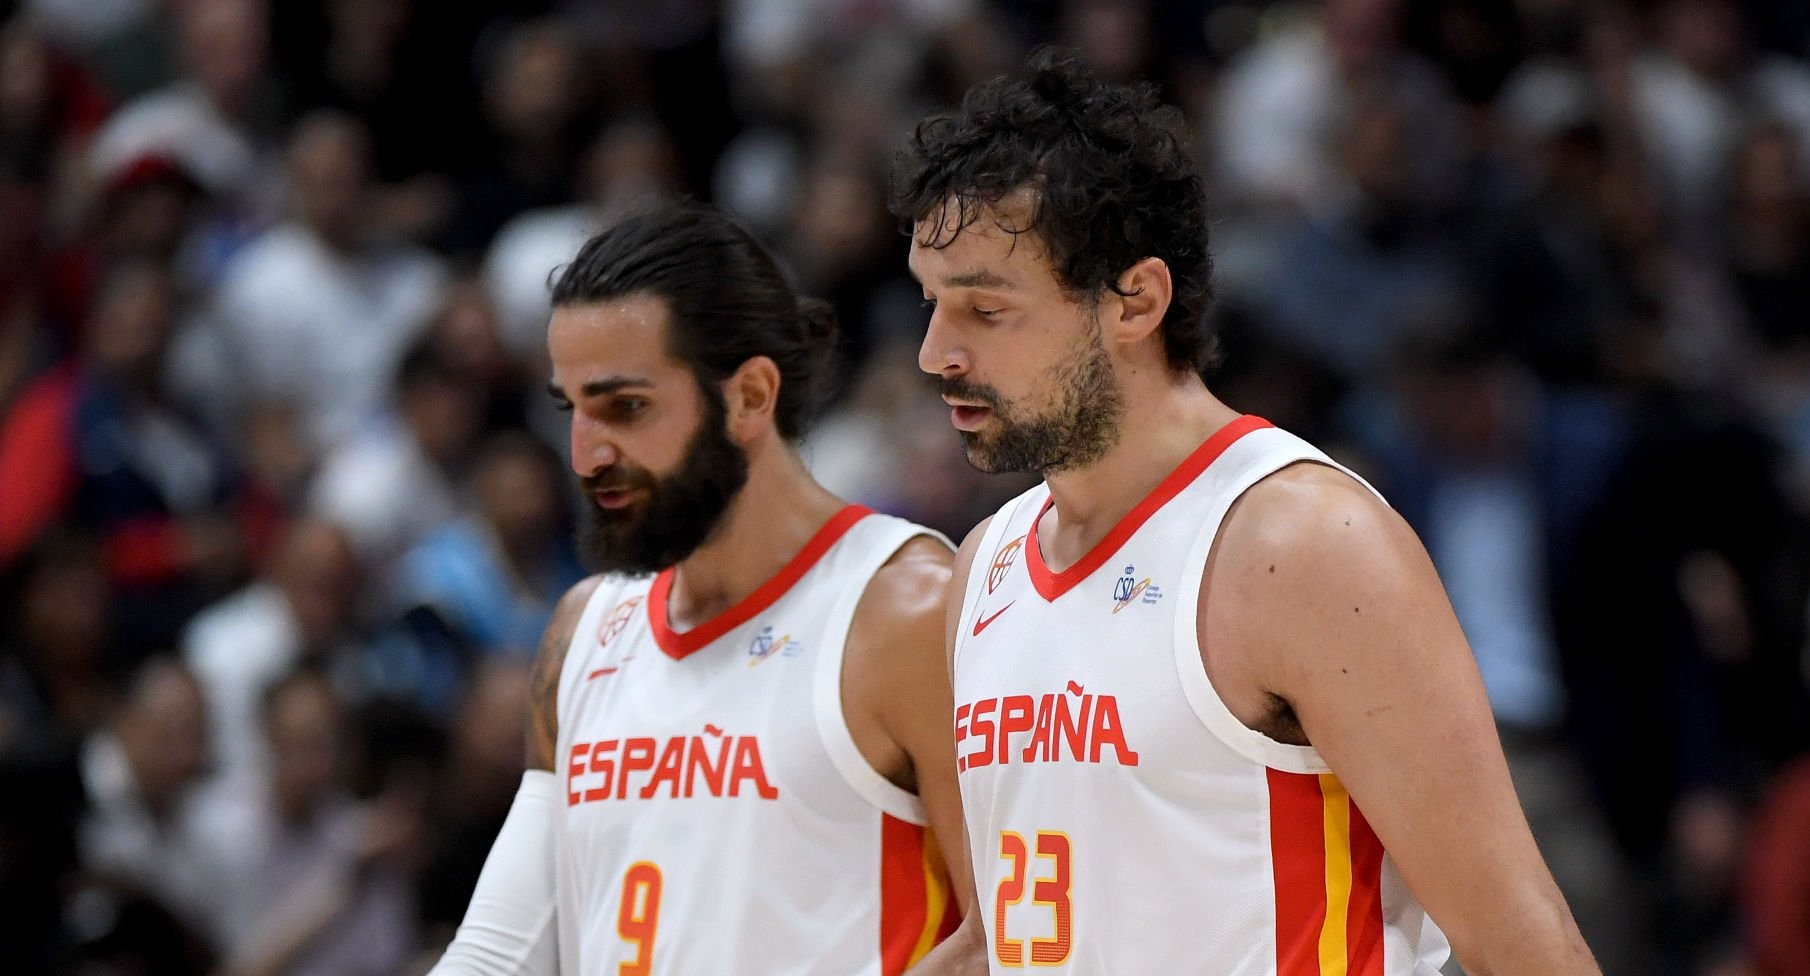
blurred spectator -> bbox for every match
[0,17,112,206]
[1478,63,1656,385]
[1212,0,1459,210]
[1248,89,1466,378]
[1743,755,1810,976]
[289,0,476,186]
[76,656,216,946]
[415,660,529,945]
[0,530,115,767]
[422,273,537,436]
[439,18,594,258]
[785,147,932,374]
[207,670,419,976]
[61,877,215,976]
[86,0,276,221]
[1726,122,1810,353]
[807,339,1033,539]
[1560,394,1810,974]
[172,110,447,452]
[724,0,989,114]
[0,261,257,651]
[484,116,682,364]
[1355,326,1644,973]
[1729,121,1810,511]
[1056,0,1154,85]
[181,520,364,793]
[396,432,581,661]
[43,152,206,343]
[308,339,479,582]
[1630,0,1810,246]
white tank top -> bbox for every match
[553,506,960,976]
[952,417,1451,974]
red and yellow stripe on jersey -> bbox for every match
[1270,770,1387,976]
[880,816,962,975]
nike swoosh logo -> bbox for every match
[586,656,633,681]
[972,602,1016,637]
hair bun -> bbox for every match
[798,296,839,347]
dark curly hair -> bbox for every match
[550,204,839,441]
[890,48,1216,374]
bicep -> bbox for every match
[872,536,980,913]
[895,621,974,912]
[1221,486,1564,954]
[1284,541,1541,920]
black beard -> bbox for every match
[942,325,1124,474]
[577,392,750,575]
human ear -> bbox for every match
[1108,257,1173,346]
[724,355,782,440]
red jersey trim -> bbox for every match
[1024,415,1272,601]
[646,504,873,660]
[879,815,959,975]
[1268,769,1386,975]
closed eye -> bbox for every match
[608,398,649,421]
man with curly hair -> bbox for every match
[893,49,1600,975]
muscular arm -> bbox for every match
[1204,466,1598,975]
[428,577,599,976]
[885,521,991,976]
[851,537,973,905]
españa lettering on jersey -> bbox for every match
[565,731,779,805]
[551,509,962,975]
[951,419,1451,974]
[953,685,1140,772]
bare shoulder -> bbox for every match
[861,535,956,629]
[1206,460,1456,695]
[526,575,606,771]
[848,534,956,677]
[1214,462,1426,602]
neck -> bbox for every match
[1038,370,1240,571]
[661,440,845,629]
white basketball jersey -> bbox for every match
[553,506,960,976]
[953,417,1451,975]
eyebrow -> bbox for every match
[945,269,1014,289]
[908,267,1015,290]
[546,376,655,400]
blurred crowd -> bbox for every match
[0,0,1808,973]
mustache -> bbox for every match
[580,467,655,494]
[939,376,1003,409]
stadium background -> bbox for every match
[1,0,1809,973]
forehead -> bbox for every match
[547,293,686,381]
[906,194,1055,289]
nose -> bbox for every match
[918,306,968,378]
[568,413,620,476]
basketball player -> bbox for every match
[892,51,1601,975]
[428,205,965,975]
